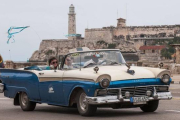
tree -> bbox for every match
[160,37,180,59]
[108,44,116,49]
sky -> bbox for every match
[0,0,180,61]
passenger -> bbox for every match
[0,55,5,68]
[48,57,58,69]
[84,53,104,67]
[64,56,73,69]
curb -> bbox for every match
[171,81,180,84]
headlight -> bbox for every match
[100,79,110,89]
[161,74,170,83]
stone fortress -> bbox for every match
[29,4,180,63]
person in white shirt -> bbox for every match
[84,54,105,67]
[63,56,73,69]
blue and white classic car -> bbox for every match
[0,48,172,116]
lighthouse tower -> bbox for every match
[68,4,76,40]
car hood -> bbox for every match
[85,65,156,81]
[63,65,170,82]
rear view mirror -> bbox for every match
[84,55,103,59]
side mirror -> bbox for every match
[126,63,135,75]
[125,63,130,70]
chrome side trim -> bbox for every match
[39,77,94,82]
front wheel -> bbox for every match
[19,92,36,111]
[76,90,97,116]
[140,100,159,112]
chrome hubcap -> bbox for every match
[79,92,87,111]
[21,93,28,106]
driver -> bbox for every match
[64,56,73,69]
[84,53,105,67]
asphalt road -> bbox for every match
[0,84,180,120]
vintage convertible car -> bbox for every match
[0,49,172,116]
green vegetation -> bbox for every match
[96,40,108,45]
[108,43,116,49]
[96,40,116,49]
[168,37,180,45]
[159,37,180,59]
[161,48,174,59]
[45,50,54,56]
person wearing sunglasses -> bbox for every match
[63,56,73,70]
[48,57,58,69]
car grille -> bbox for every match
[121,86,154,97]
[96,86,169,97]
[155,86,169,92]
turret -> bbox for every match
[117,18,126,27]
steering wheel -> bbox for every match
[110,61,119,65]
[101,60,118,65]
[99,60,107,65]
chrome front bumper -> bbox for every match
[0,83,4,93]
[86,91,172,105]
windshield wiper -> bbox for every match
[83,63,97,68]
[110,61,119,65]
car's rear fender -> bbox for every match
[0,69,40,101]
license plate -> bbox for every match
[130,96,149,104]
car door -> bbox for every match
[36,70,64,105]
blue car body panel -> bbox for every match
[0,69,171,107]
[62,80,95,106]
[38,81,64,104]
[0,69,40,100]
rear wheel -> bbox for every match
[140,100,159,112]
[76,90,97,116]
[19,92,36,111]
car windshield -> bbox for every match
[63,50,126,69]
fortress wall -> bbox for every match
[113,26,175,39]
[85,29,113,43]
[30,25,180,62]
[85,25,180,39]
[133,40,145,50]
[85,25,179,42]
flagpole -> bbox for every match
[9,50,11,60]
